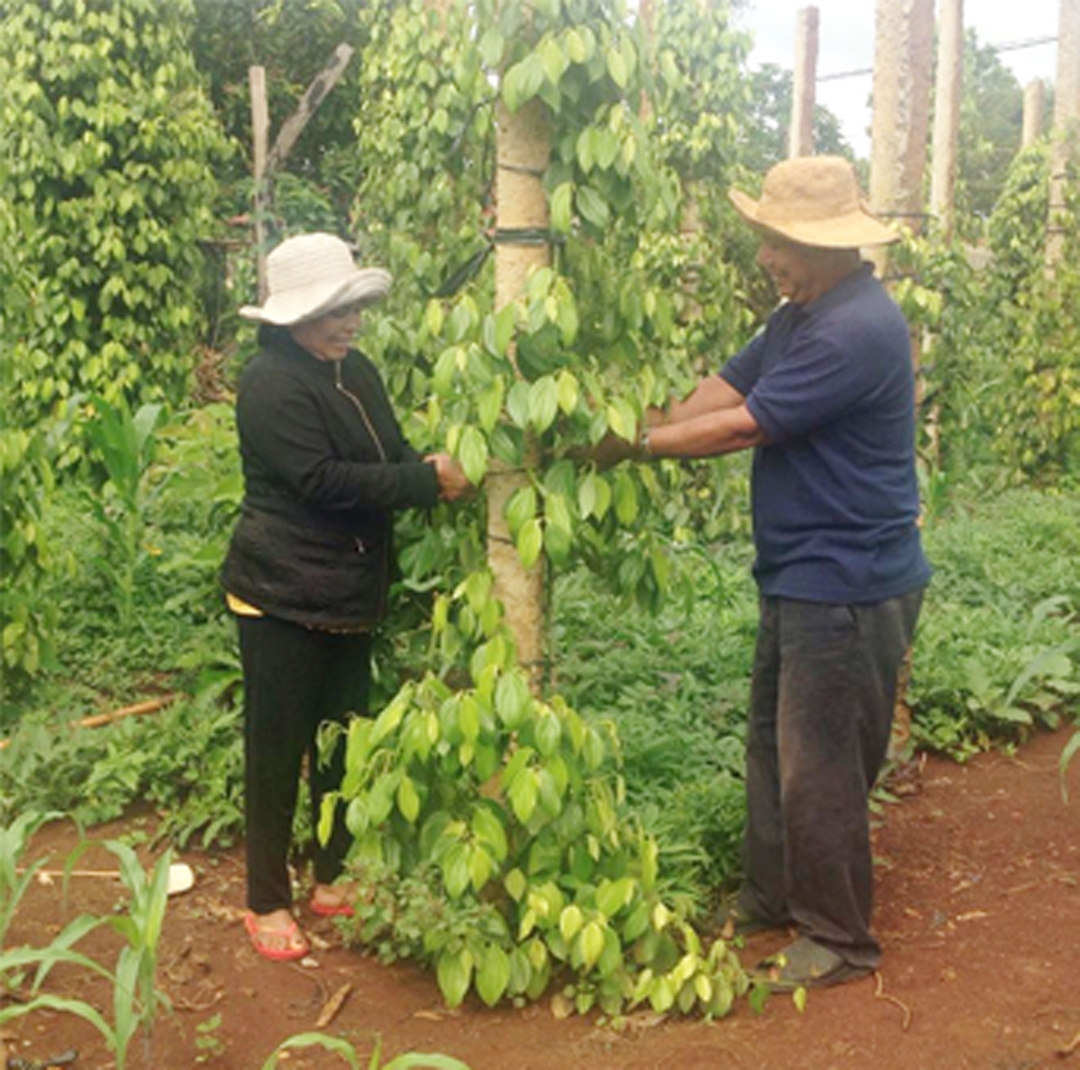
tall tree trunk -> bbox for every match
[788,6,819,159]
[868,0,934,761]
[489,97,551,690]
[929,0,963,242]
[1046,0,1080,266]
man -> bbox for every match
[618,155,931,989]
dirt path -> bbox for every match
[4,726,1079,1070]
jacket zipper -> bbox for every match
[332,359,390,622]
[334,361,387,462]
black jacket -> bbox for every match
[221,331,440,629]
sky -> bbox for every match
[736,0,1063,157]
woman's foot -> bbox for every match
[309,882,356,918]
[244,909,310,962]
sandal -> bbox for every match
[309,884,356,918]
[244,911,310,962]
[749,936,872,991]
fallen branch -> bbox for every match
[315,983,353,1029]
[0,694,180,750]
[1058,1030,1080,1058]
[873,971,913,1031]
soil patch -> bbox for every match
[4,726,1079,1070]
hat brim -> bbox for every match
[240,268,392,326]
[728,188,899,249]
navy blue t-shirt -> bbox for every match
[720,263,931,604]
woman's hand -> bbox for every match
[425,453,473,501]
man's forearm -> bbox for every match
[650,375,747,428]
[645,404,766,459]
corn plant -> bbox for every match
[83,395,166,634]
[261,1032,472,1070]
[0,840,173,1070]
[0,810,65,950]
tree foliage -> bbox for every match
[0,0,231,424]
[956,30,1026,230]
[189,0,371,222]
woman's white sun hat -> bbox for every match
[239,232,392,326]
[729,155,898,249]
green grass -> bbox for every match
[3,454,1079,915]
[550,545,758,908]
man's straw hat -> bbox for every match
[728,156,898,249]
[240,232,392,326]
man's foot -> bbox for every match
[749,936,872,991]
[244,909,310,962]
[309,882,356,918]
[721,907,791,938]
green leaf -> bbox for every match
[472,805,509,862]
[495,670,531,730]
[475,943,511,1006]
[505,868,527,902]
[442,842,471,899]
[457,424,489,485]
[397,776,421,824]
[528,377,560,433]
[506,380,531,428]
[576,185,610,230]
[1060,730,1080,802]
[607,48,629,89]
[507,768,538,824]
[516,517,544,568]
[578,920,605,970]
[469,843,493,890]
[565,27,588,64]
[539,38,568,85]
[614,469,639,525]
[550,182,574,234]
[559,903,585,942]
[436,948,474,1008]
[504,485,537,537]
[495,304,517,354]
[594,877,633,919]
[534,709,562,757]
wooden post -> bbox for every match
[929,0,963,241]
[1023,79,1046,147]
[868,0,935,272]
[490,96,551,690]
[247,44,355,293]
[264,44,355,175]
[1047,0,1080,266]
[789,6,819,158]
[249,65,270,301]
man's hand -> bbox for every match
[578,431,647,471]
[425,453,473,501]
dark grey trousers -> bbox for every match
[737,589,924,969]
[237,614,371,914]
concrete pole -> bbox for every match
[1023,80,1047,147]
[869,0,934,759]
[788,6,819,158]
[1047,0,1080,266]
[929,0,964,241]
[869,0,935,272]
[490,96,551,689]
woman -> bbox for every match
[222,232,470,961]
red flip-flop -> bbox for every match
[244,911,310,962]
[309,896,355,918]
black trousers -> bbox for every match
[737,589,924,969]
[236,614,372,915]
